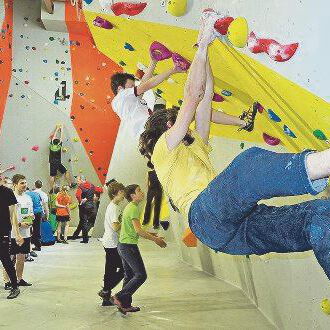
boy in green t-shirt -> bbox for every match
[113,184,166,314]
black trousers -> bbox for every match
[31,212,42,249]
[103,247,124,293]
[143,187,162,228]
[0,236,18,289]
[73,207,94,242]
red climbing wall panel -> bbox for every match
[65,3,122,183]
[0,0,13,130]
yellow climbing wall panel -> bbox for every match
[85,12,330,153]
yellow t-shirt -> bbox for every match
[151,130,216,218]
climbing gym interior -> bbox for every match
[0,0,330,328]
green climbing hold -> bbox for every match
[313,129,327,141]
[178,99,183,106]
[240,142,245,149]
[119,60,126,66]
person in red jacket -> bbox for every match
[72,176,103,243]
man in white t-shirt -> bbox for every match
[111,54,185,139]
[98,182,126,306]
[7,174,33,287]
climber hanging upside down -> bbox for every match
[139,11,330,281]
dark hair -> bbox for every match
[147,161,154,169]
[111,72,135,95]
[105,178,117,187]
[125,184,139,202]
[53,138,60,145]
[108,182,125,200]
[35,180,43,189]
[12,174,26,185]
[139,108,178,159]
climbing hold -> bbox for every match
[283,125,297,138]
[172,53,190,71]
[221,90,232,97]
[167,0,187,17]
[227,17,249,48]
[256,103,264,113]
[79,169,83,173]
[267,109,282,122]
[31,145,39,152]
[111,2,147,16]
[135,69,144,80]
[93,16,113,29]
[182,228,197,247]
[124,42,135,51]
[119,60,126,66]
[248,32,299,62]
[178,99,183,106]
[156,88,163,95]
[62,147,68,153]
[69,202,78,210]
[263,133,281,146]
[321,299,330,315]
[21,156,27,162]
[160,220,170,231]
[240,142,245,149]
[214,16,234,35]
[313,129,328,141]
[213,93,225,102]
[73,137,79,142]
[150,41,172,61]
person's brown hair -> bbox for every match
[12,174,26,185]
[125,184,139,202]
[107,182,125,200]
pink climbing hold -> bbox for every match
[263,133,281,146]
[214,16,234,35]
[150,41,172,61]
[111,2,147,16]
[172,53,191,71]
[213,93,225,102]
[93,16,114,29]
[256,103,264,113]
[248,32,299,62]
[21,156,27,162]
[31,145,39,152]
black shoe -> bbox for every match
[62,240,69,244]
[4,282,12,290]
[102,298,115,306]
[7,288,20,299]
[56,239,63,243]
[30,251,38,258]
[18,279,32,287]
[70,236,78,240]
[25,256,34,262]
[98,289,111,300]
[32,247,41,251]
[80,241,88,244]
[238,102,259,132]
[69,183,78,189]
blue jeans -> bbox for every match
[189,147,330,278]
[116,243,147,307]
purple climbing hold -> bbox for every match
[150,41,172,61]
[93,16,114,29]
[213,93,225,102]
[263,133,281,146]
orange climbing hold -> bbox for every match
[182,228,197,247]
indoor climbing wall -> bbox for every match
[80,1,330,328]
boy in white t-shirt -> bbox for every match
[4,174,33,288]
[98,181,126,306]
[111,53,186,139]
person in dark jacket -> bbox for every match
[72,176,103,243]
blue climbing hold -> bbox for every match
[267,109,282,122]
[124,42,135,51]
[221,90,232,97]
[83,0,93,4]
[283,125,297,138]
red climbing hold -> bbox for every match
[111,2,147,16]
[172,53,190,71]
[214,16,234,35]
[31,145,39,151]
[135,69,144,79]
[213,93,225,102]
[248,32,299,62]
[21,157,27,162]
[263,133,281,146]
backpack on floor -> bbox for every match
[41,221,56,246]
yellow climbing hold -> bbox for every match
[73,137,79,142]
[227,17,249,48]
[69,202,78,210]
[79,169,83,173]
[62,147,68,153]
[167,0,187,17]
[321,299,330,315]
